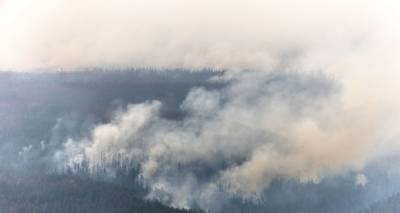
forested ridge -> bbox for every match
[0,172,198,213]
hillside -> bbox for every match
[0,172,195,213]
[360,194,400,213]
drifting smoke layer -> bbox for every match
[2,0,400,210]
[0,0,398,72]
[55,71,383,209]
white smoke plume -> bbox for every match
[55,70,388,210]
[2,0,399,210]
[355,173,368,187]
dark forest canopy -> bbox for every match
[0,70,399,213]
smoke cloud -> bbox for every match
[2,0,400,210]
[55,71,387,210]
[0,0,396,71]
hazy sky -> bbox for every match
[0,0,398,72]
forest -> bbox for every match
[0,71,399,213]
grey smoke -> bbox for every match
[0,71,219,172]
[55,70,383,210]
[0,71,399,212]
[1,0,400,211]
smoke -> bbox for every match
[0,0,396,71]
[54,70,386,210]
[355,173,368,187]
[1,0,400,210]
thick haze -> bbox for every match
[0,0,397,71]
[1,0,400,211]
